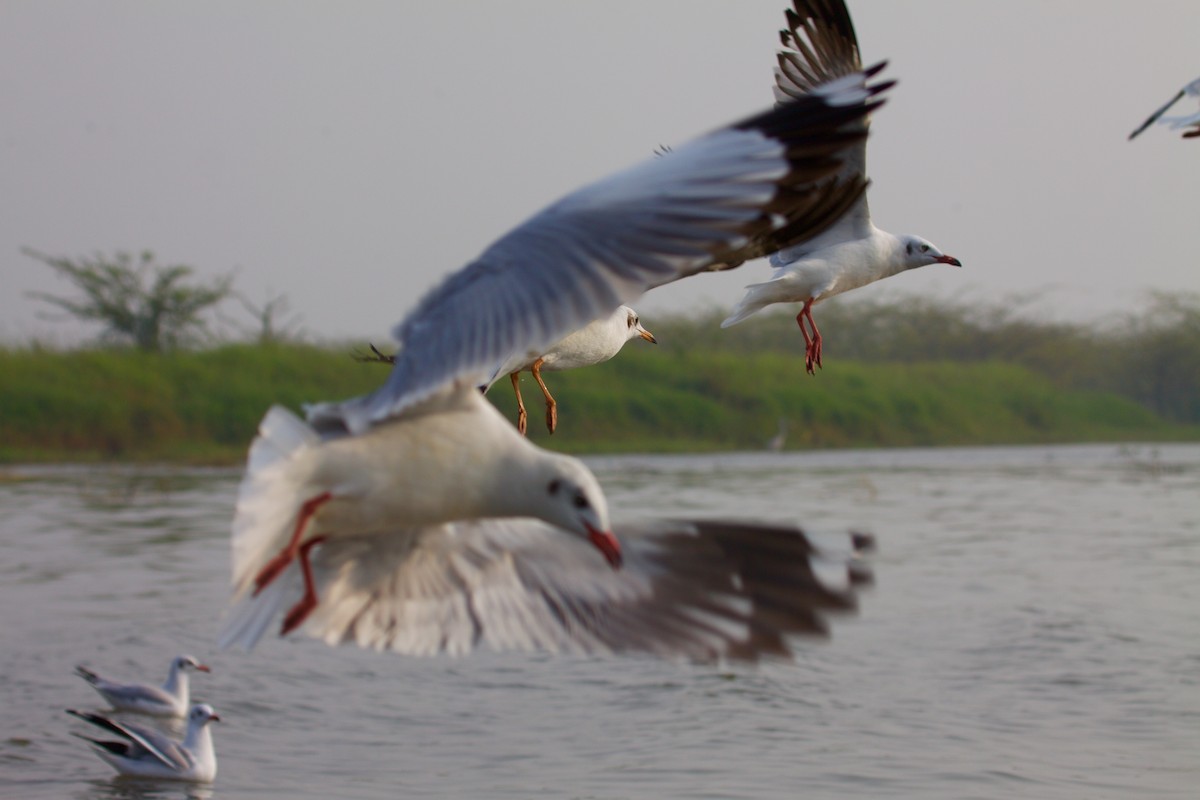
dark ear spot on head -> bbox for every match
[547,479,561,495]
[905,242,913,256]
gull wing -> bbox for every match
[66,710,187,771]
[224,518,873,663]
[768,0,878,263]
[307,66,890,434]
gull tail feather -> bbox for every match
[221,406,319,648]
[721,277,787,328]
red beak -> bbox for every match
[587,527,623,569]
[938,255,962,267]
[195,664,211,673]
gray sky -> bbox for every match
[2,1,1199,345]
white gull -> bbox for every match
[487,305,656,435]
[75,654,210,718]
[721,0,961,374]
[218,40,890,659]
[67,703,220,782]
[1129,76,1200,141]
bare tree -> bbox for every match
[226,291,305,344]
[23,247,234,352]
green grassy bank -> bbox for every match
[1,340,1194,464]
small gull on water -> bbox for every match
[75,654,210,718]
[487,305,657,435]
[219,0,889,661]
[67,703,220,783]
[721,0,961,374]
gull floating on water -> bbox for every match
[67,704,220,782]
[722,0,961,374]
[75,655,210,718]
[218,30,890,658]
[1129,76,1200,140]
[487,305,657,435]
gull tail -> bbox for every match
[218,405,318,651]
[721,278,786,328]
[74,665,100,685]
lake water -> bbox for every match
[2,443,1197,799]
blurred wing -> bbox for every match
[769,0,877,261]
[66,710,184,770]
[307,69,890,434]
[245,518,874,663]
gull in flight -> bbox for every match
[1129,76,1200,140]
[75,654,210,718]
[67,704,220,782]
[488,305,657,435]
[722,0,961,374]
[219,11,890,659]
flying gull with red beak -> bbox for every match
[722,0,962,374]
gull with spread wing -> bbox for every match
[220,6,890,660]
[722,0,961,374]
[67,704,220,782]
[488,305,657,435]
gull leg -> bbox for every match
[253,491,332,595]
[510,373,528,435]
[280,536,326,635]
[798,299,823,374]
[531,358,557,434]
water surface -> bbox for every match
[2,443,1197,799]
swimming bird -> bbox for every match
[721,0,961,374]
[75,654,210,718]
[67,704,220,782]
[219,39,891,656]
[1129,76,1200,140]
[488,305,656,435]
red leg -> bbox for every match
[806,302,825,374]
[253,491,332,595]
[280,536,326,635]
[510,372,528,435]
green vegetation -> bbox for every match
[1,294,1197,463]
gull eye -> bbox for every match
[573,492,590,509]
[920,244,930,253]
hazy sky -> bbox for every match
[2,1,1199,345]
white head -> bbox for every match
[619,306,657,345]
[900,235,962,270]
[187,703,221,728]
[538,455,620,568]
[173,655,211,675]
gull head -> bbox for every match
[542,457,620,569]
[622,306,657,345]
[188,704,221,727]
[174,655,211,674]
[900,235,962,270]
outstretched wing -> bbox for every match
[767,0,879,265]
[222,517,874,663]
[307,63,891,434]
[66,709,186,770]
